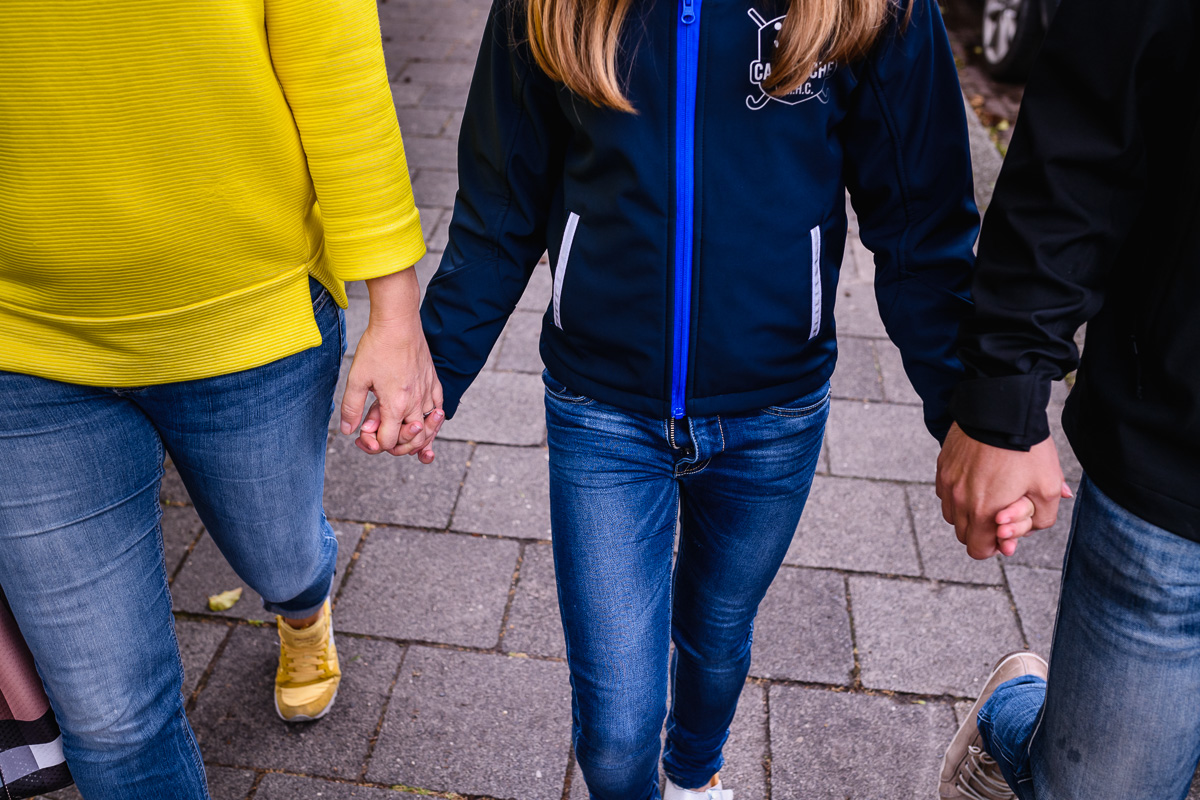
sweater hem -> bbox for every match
[0,267,323,387]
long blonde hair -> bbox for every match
[525,0,910,113]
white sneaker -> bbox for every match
[664,777,733,800]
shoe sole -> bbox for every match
[937,651,1048,797]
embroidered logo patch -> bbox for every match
[746,9,837,110]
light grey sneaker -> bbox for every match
[664,776,733,800]
[938,651,1048,799]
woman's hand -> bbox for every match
[339,268,444,462]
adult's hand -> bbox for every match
[339,268,444,462]
[935,422,1072,559]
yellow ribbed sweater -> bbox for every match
[0,0,425,386]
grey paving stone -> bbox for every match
[205,766,257,800]
[171,522,363,621]
[768,686,957,800]
[403,136,458,170]
[322,436,471,528]
[517,261,553,312]
[427,211,450,253]
[722,683,769,800]
[417,81,473,111]
[162,503,204,582]
[953,699,975,728]
[366,648,572,800]
[833,282,887,338]
[388,77,426,107]
[849,577,1024,697]
[421,20,490,44]
[161,459,191,505]
[876,338,923,405]
[176,619,229,699]
[750,567,854,685]
[839,232,873,285]
[335,527,518,648]
[190,627,402,778]
[1005,565,1062,657]
[255,774,425,799]
[412,168,459,209]
[965,96,1004,212]
[397,61,475,86]
[1005,495,1075,571]
[830,337,883,401]
[825,400,941,483]
[504,543,564,658]
[495,310,545,374]
[906,486,1005,585]
[419,207,445,247]
[439,371,546,446]
[785,476,922,577]
[454,445,551,540]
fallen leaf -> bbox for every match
[207,587,243,611]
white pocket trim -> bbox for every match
[809,225,822,340]
[553,212,580,330]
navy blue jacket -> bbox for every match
[422,0,979,439]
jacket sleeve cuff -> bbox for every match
[951,375,1052,452]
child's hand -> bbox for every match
[355,400,442,463]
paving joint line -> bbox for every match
[761,684,774,800]
[205,764,514,799]
[997,560,1032,650]
[560,745,578,800]
[903,487,929,577]
[777,562,1004,591]
[843,575,863,690]
[442,441,478,531]
[495,542,527,650]
[332,522,375,609]
[359,645,409,782]
[185,621,237,714]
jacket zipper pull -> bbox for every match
[681,0,696,24]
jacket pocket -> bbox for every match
[809,225,822,340]
[553,212,581,330]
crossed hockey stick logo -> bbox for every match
[746,8,836,110]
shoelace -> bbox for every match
[954,745,1015,800]
[280,630,333,684]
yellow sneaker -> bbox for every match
[274,599,341,722]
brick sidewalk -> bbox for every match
[39,2,1198,798]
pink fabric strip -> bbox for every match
[0,597,50,722]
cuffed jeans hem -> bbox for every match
[263,578,334,619]
[978,675,1045,800]
[663,759,724,793]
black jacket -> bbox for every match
[952,0,1200,540]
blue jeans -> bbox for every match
[978,474,1200,800]
[544,371,829,800]
[0,278,343,799]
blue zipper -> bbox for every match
[671,0,701,418]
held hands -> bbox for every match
[935,422,1073,559]
[338,269,445,464]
